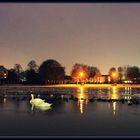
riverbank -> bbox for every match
[0,83,140,88]
[46,84,140,88]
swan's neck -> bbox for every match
[31,94,34,100]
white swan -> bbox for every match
[30,94,52,110]
[30,94,45,106]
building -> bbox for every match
[93,75,110,83]
[0,65,8,79]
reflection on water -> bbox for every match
[100,86,118,116]
[75,86,88,114]
[124,87,132,100]
[125,87,132,94]
[74,86,134,115]
[110,86,120,99]
[113,102,116,116]
[1,86,140,136]
[74,86,130,114]
[3,97,6,104]
[1,86,140,115]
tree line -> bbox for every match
[1,59,140,85]
[71,64,140,84]
[4,59,65,85]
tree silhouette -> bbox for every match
[39,59,65,84]
[87,66,101,78]
[7,69,18,84]
[126,66,139,82]
[25,69,41,85]
[14,64,23,74]
[13,64,23,83]
[118,66,127,82]
[27,60,38,72]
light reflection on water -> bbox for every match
[72,86,140,115]
[70,86,124,114]
[73,86,120,114]
[113,101,116,116]
[109,86,120,100]
[1,86,140,114]
[76,86,88,114]
[3,97,6,104]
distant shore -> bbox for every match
[46,84,140,88]
[0,84,140,88]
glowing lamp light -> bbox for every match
[79,72,84,77]
[112,72,117,77]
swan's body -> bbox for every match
[30,94,52,109]
[37,102,52,107]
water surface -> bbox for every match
[0,86,140,137]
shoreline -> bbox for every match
[46,84,140,88]
[0,84,140,88]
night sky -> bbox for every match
[0,3,140,75]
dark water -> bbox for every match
[0,86,140,137]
